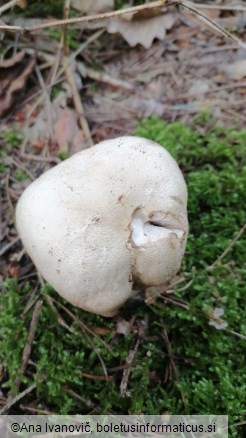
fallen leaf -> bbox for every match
[71,0,114,14]
[0,51,36,116]
[54,108,85,155]
[107,13,177,49]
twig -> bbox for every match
[176,0,246,50]
[63,57,94,147]
[120,317,148,397]
[0,236,20,256]
[60,0,93,147]
[7,156,35,181]
[44,294,74,333]
[161,294,190,310]
[65,388,95,409]
[0,1,173,32]
[48,296,111,380]
[61,0,70,55]
[19,405,55,415]
[0,383,37,414]
[0,0,20,16]
[208,224,246,270]
[77,62,134,92]
[226,329,246,341]
[14,300,43,392]
[0,0,245,50]
[189,1,246,12]
[81,372,113,381]
[20,153,60,164]
[50,296,112,353]
[163,328,186,406]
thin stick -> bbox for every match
[0,236,20,256]
[0,1,172,32]
[163,328,186,406]
[120,318,148,397]
[14,300,43,391]
[208,223,246,270]
[226,329,246,341]
[176,0,246,50]
[189,2,246,12]
[63,57,94,147]
[60,0,93,148]
[0,0,19,16]
[0,383,37,414]
[0,0,245,50]
[44,294,74,333]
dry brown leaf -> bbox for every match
[54,108,85,155]
[71,0,114,14]
[107,13,177,49]
[0,51,35,116]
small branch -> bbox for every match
[63,57,94,147]
[0,236,20,257]
[14,300,43,391]
[163,328,186,406]
[0,0,245,49]
[226,329,246,341]
[120,318,148,397]
[0,0,20,16]
[176,0,246,50]
[0,383,37,414]
[0,1,173,32]
[189,2,246,12]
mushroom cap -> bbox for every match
[16,136,188,316]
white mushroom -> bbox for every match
[16,136,188,316]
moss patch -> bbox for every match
[0,118,245,436]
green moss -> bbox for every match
[2,129,23,148]
[0,118,245,436]
[45,28,80,50]
[15,170,28,181]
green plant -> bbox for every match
[15,170,28,181]
[2,129,23,148]
[45,27,80,49]
[0,151,7,175]
[58,150,70,160]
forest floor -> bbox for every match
[0,1,245,436]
